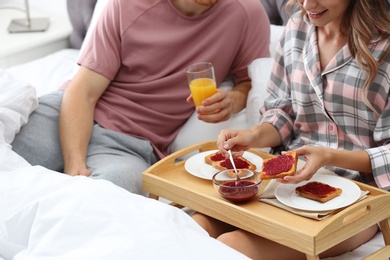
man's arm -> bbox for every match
[59,66,110,176]
[229,80,251,113]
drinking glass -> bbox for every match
[186,62,217,108]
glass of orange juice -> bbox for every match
[186,62,217,108]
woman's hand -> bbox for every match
[216,128,258,158]
[279,145,331,184]
[279,145,372,184]
[216,123,283,159]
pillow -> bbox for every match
[72,0,109,75]
[246,25,284,126]
[261,0,289,25]
[269,24,285,57]
[78,0,109,53]
[246,58,273,126]
[66,0,98,49]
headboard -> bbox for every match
[66,0,98,49]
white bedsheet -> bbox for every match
[6,49,78,97]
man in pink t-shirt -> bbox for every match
[12,0,270,194]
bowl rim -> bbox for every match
[212,169,262,188]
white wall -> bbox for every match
[0,0,68,18]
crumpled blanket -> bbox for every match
[0,69,38,147]
[0,69,37,172]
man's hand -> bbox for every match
[64,164,91,177]
[186,81,251,123]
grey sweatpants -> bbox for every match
[12,91,158,195]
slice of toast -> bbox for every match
[260,151,297,180]
[205,151,225,165]
[212,157,256,176]
[295,181,342,203]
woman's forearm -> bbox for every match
[325,148,372,173]
[252,123,283,149]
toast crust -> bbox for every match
[260,151,297,180]
[295,181,342,203]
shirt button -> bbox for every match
[329,125,334,131]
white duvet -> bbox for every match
[0,70,36,172]
[0,167,249,260]
[0,70,248,260]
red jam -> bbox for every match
[263,154,294,176]
[220,158,250,169]
[210,152,225,162]
[301,181,336,196]
[219,180,259,202]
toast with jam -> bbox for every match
[260,151,298,180]
[295,181,342,203]
[205,151,256,177]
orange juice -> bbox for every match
[189,78,217,107]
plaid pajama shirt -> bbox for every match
[260,14,390,190]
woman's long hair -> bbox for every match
[286,0,390,115]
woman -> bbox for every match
[192,0,390,259]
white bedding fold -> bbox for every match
[0,70,38,146]
[0,167,249,260]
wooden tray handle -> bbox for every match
[146,141,217,173]
[321,194,390,234]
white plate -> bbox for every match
[184,150,263,180]
[275,174,361,212]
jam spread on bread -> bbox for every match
[206,151,257,172]
[300,181,336,197]
[295,181,342,203]
[210,152,225,162]
[260,151,297,180]
[220,158,251,169]
[263,154,294,176]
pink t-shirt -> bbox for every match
[73,0,270,158]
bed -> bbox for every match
[0,0,386,259]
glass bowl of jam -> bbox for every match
[212,169,262,202]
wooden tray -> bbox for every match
[142,141,390,259]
